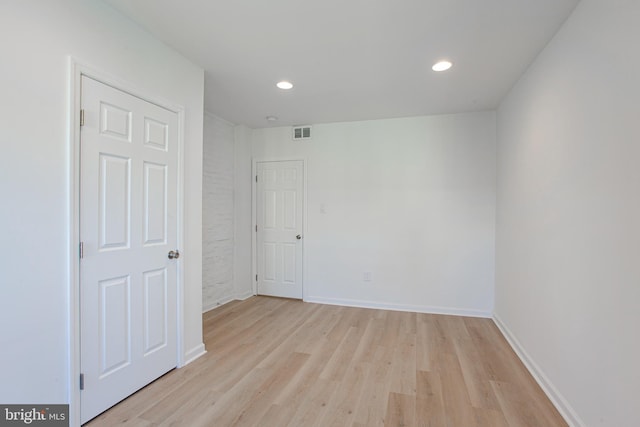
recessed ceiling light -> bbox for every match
[276,81,294,90]
[266,115,278,122]
[432,61,453,72]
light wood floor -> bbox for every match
[86,296,567,426]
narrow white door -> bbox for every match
[256,161,304,299]
[80,76,179,423]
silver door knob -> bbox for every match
[296,235,302,240]
[168,250,180,259]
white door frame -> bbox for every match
[68,57,186,426]
[252,158,308,299]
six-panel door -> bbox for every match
[256,161,304,299]
[80,76,178,423]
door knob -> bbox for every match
[296,235,302,240]
[168,250,180,259]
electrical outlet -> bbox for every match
[363,272,372,282]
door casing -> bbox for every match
[68,57,186,427]
[252,158,308,299]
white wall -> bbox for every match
[203,113,236,310]
[202,120,255,308]
[233,125,255,299]
[250,113,496,315]
[0,0,204,409]
[495,1,640,425]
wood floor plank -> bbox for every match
[317,362,370,427]
[474,407,510,427]
[384,392,416,427]
[285,378,339,427]
[415,370,446,427]
[187,364,273,427]
[208,352,310,427]
[369,343,396,385]
[389,335,417,395]
[465,318,530,384]
[203,297,285,345]
[438,353,478,427]
[139,387,222,426]
[491,380,567,427]
[85,297,568,427]
[350,317,380,364]
[293,306,345,356]
[319,326,365,381]
[353,380,387,427]
[416,313,434,372]
[453,332,501,410]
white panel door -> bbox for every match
[80,76,178,423]
[256,161,304,299]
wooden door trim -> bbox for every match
[251,158,308,300]
[68,57,186,427]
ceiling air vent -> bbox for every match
[292,125,312,140]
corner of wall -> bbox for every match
[182,343,207,367]
[492,313,585,427]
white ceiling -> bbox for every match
[105,0,579,128]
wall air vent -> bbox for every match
[292,125,312,140]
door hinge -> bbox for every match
[255,224,258,232]
[79,373,84,390]
[80,109,85,127]
[256,274,258,282]
[79,242,84,259]
[255,175,258,183]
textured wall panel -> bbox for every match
[203,114,236,311]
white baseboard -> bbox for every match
[202,295,236,313]
[235,290,255,301]
[182,343,206,367]
[492,313,585,427]
[304,296,491,318]
[202,292,255,314]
